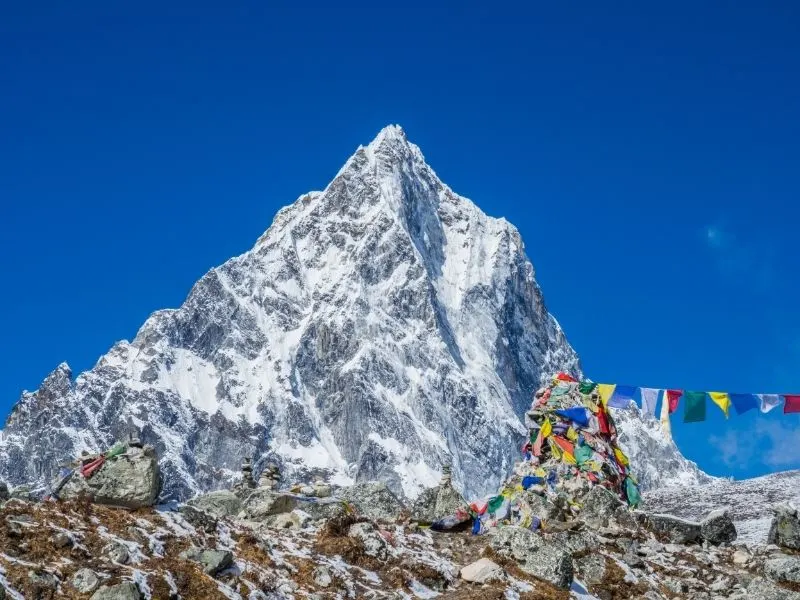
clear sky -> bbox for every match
[2,2,798,481]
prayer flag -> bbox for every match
[666,389,683,413]
[708,392,731,418]
[640,387,660,418]
[556,372,578,383]
[614,447,630,467]
[684,391,706,423]
[540,419,552,438]
[579,381,597,394]
[757,394,781,413]
[551,383,571,397]
[783,395,800,414]
[659,389,672,439]
[730,393,758,416]
[597,384,616,407]
[609,385,637,409]
[555,407,590,427]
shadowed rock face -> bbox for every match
[0,126,705,503]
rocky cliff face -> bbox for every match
[0,125,707,501]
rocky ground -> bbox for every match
[1,482,800,600]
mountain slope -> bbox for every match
[0,126,707,501]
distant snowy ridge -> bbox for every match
[0,125,710,501]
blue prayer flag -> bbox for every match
[555,407,590,427]
[730,393,759,415]
[608,385,637,408]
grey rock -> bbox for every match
[103,541,131,564]
[91,582,143,600]
[178,504,218,533]
[0,481,8,501]
[768,504,800,551]
[580,485,624,528]
[28,570,59,590]
[50,531,73,548]
[180,548,234,576]
[575,554,606,586]
[490,525,573,589]
[623,542,644,567]
[700,509,737,545]
[313,566,333,588]
[411,481,467,524]
[72,568,100,594]
[10,485,37,502]
[340,482,405,522]
[746,576,800,600]
[764,555,800,585]
[61,446,160,508]
[648,513,702,544]
[241,489,299,519]
[186,490,242,518]
[348,521,390,560]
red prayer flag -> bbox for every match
[552,436,575,455]
[666,389,683,413]
[556,372,578,383]
[783,395,800,414]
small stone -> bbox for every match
[91,582,143,600]
[50,531,73,549]
[313,565,333,588]
[28,570,59,590]
[72,568,100,594]
[460,558,504,584]
[180,548,233,576]
[733,550,749,565]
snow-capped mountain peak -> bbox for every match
[0,126,708,501]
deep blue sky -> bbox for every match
[2,2,799,481]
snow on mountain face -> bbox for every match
[0,125,708,501]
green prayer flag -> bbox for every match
[579,381,597,394]
[575,444,593,465]
[625,477,642,508]
[551,384,571,397]
[683,391,707,423]
[487,495,505,514]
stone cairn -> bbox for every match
[258,463,282,490]
[232,458,256,497]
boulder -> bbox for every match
[50,531,73,548]
[103,541,130,564]
[186,490,242,519]
[490,525,573,589]
[579,486,624,528]
[180,548,234,576]
[0,482,8,502]
[90,582,143,600]
[460,558,504,584]
[767,504,800,551]
[575,554,606,586]
[179,504,218,533]
[72,568,100,594]
[61,446,160,509]
[746,576,800,600]
[348,522,391,560]
[241,489,299,519]
[764,555,800,585]
[647,513,702,544]
[700,509,737,545]
[340,482,405,522]
[411,482,467,524]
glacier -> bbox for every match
[0,125,710,501]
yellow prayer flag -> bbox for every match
[709,392,731,418]
[562,452,577,465]
[597,384,616,407]
[566,426,578,442]
[541,419,552,438]
[549,438,562,460]
[613,447,629,467]
[534,467,546,477]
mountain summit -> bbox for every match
[0,126,708,500]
